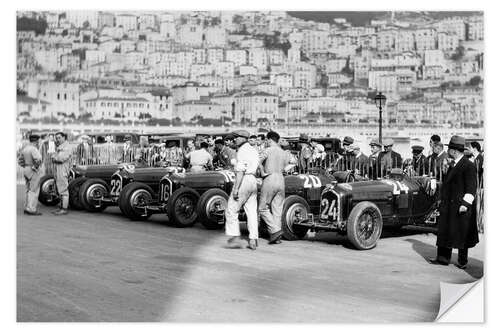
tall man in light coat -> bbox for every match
[429,135,479,269]
[259,131,296,244]
[19,134,43,215]
[51,132,72,215]
[225,130,260,250]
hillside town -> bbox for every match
[16,11,484,129]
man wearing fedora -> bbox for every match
[429,135,479,269]
[297,133,313,173]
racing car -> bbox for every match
[284,169,439,250]
[38,164,121,209]
[117,167,361,231]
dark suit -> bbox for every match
[378,150,403,177]
[473,153,484,187]
[429,151,448,180]
[436,155,479,264]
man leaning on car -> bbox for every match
[51,132,72,215]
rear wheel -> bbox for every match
[346,201,383,250]
[118,182,154,221]
[197,189,228,229]
[167,187,200,227]
[38,175,60,206]
[281,195,310,241]
[68,177,86,210]
[79,178,109,212]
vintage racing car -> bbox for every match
[283,169,439,250]
[117,168,361,231]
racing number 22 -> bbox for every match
[299,175,321,188]
[110,179,121,196]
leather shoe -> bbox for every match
[428,258,449,266]
[226,236,243,249]
[26,210,42,216]
[454,263,467,269]
[52,209,68,215]
[247,239,258,250]
[268,231,283,245]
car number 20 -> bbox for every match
[299,175,321,188]
[110,178,122,196]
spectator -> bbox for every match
[368,139,382,179]
[429,134,441,157]
[470,141,483,186]
[297,134,313,172]
[379,138,403,174]
[76,135,94,165]
[121,134,134,163]
[186,141,213,172]
[352,145,369,177]
[311,139,326,163]
[429,142,448,180]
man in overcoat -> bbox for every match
[429,135,479,269]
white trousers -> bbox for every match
[225,175,258,240]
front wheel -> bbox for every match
[346,201,383,250]
[38,175,60,206]
[79,178,109,212]
[68,177,86,210]
[118,182,154,220]
[281,195,310,241]
[167,187,200,227]
[197,189,228,229]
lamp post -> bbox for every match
[373,92,387,144]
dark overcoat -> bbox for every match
[437,156,479,249]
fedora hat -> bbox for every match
[446,135,465,151]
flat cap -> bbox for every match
[232,129,250,139]
[299,133,310,143]
[369,138,382,147]
[224,133,235,140]
[28,134,40,141]
[382,138,394,146]
[343,136,354,145]
[411,145,424,153]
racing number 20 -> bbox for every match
[299,175,321,188]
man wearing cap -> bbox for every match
[406,145,428,176]
[225,130,260,250]
[379,138,403,176]
[19,134,43,215]
[430,135,479,269]
[298,134,313,173]
[224,134,236,150]
[259,131,296,245]
[51,132,72,215]
[351,145,369,177]
[368,139,382,179]
[214,138,236,169]
[121,134,134,163]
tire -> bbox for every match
[346,201,383,250]
[38,175,60,206]
[281,195,310,241]
[118,182,154,221]
[167,187,200,227]
[197,189,228,229]
[79,178,109,212]
[68,177,86,210]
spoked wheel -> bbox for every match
[281,195,310,241]
[118,182,154,221]
[167,187,200,227]
[197,189,228,229]
[346,201,383,250]
[38,175,60,206]
[79,178,109,212]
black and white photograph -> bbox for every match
[13,6,487,323]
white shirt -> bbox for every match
[235,142,259,174]
[188,149,212,166]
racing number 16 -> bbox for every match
[299,175,321,188]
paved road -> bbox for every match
[17,185,483,322]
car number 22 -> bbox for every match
[299,175,321,188]
[110,178,122,196]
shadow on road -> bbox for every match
[405,239,484,280]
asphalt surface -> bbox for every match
[17,185,484,322]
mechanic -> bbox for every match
[186,141,213,172]
[51,132,72,215]
[225,130,259,250]
[429,135,479,269]
[259,131,295,245]
[297,134,312,173]
[368,139,382,179]
[408,145,428,176]
[19,134,43,215]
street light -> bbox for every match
[373,92,387,144]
